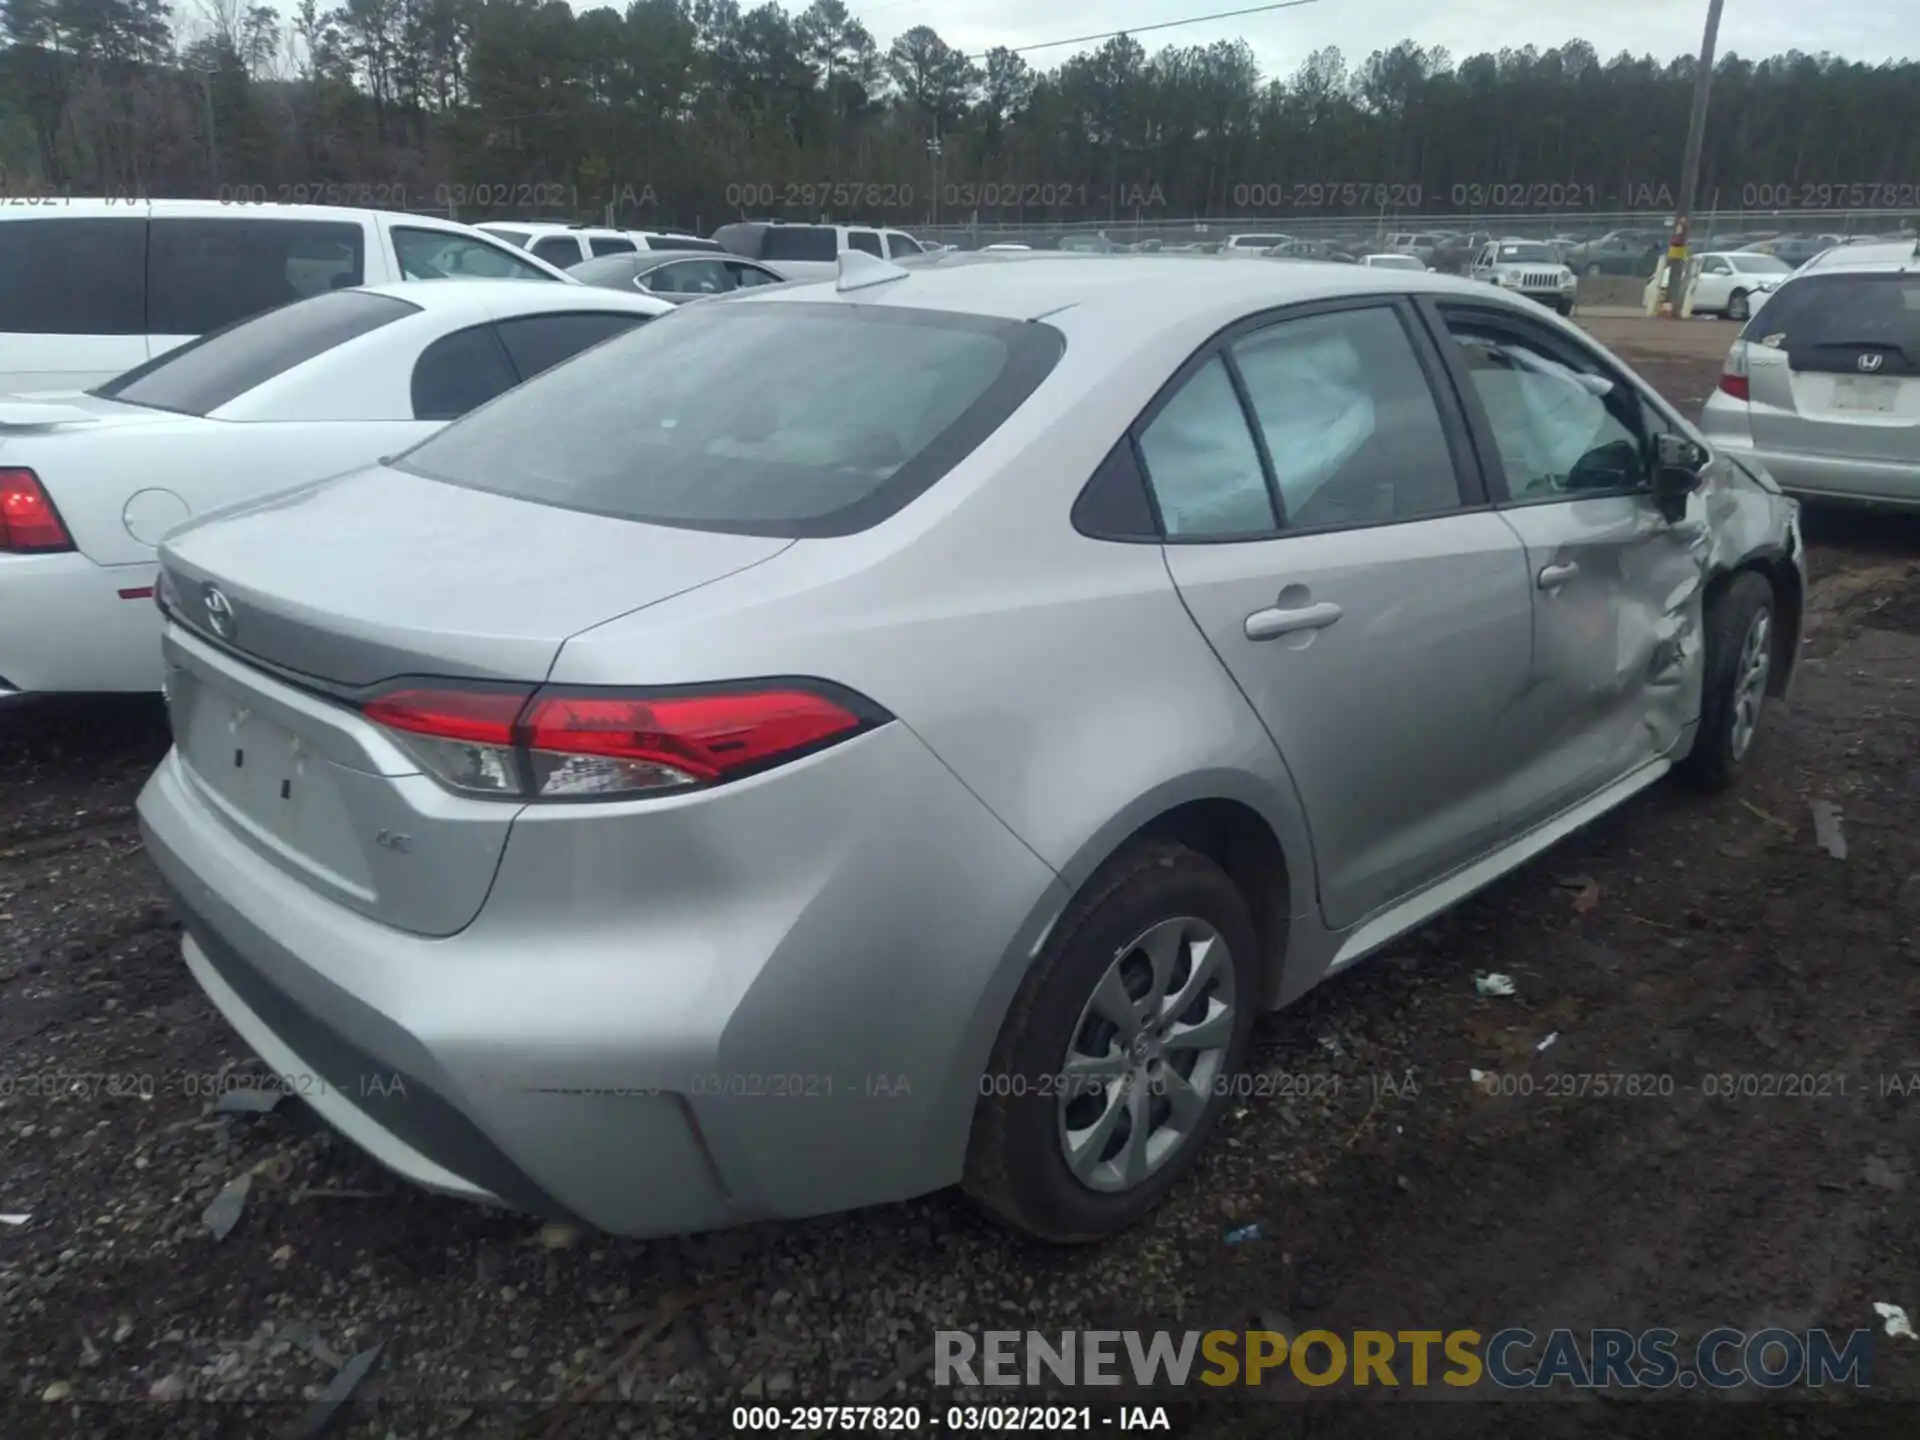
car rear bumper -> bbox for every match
[0,554,162,695]
[1699,411,1920,508]
[137,714,1065,1237]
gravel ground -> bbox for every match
[3,332,1918,1439]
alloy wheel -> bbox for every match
[1055,916,1236,1193]
[1730,608,1772,760]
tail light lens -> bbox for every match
[0,468,75,553]
[363,681,886,801]
[1718,342,1751,401]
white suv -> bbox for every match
[0,199,574,393]
[1220,232,1292,258]
[1470,238,1579,316]
[476,222,723,268]
[711,222,935,281]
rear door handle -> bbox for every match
[1245,601,1343,641]
[1537,561,1579,590]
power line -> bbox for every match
[968,0,1323,60]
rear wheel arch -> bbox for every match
[1052,792,1298,1008]
[1129,799,1292,1003]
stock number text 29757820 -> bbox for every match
[1232,182,1421,212]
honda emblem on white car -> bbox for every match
[1857,353,1884,373]
[203,585,235,638]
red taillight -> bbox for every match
[523,691,864,781]
[363,688,528,747]
[0,468,74,553]
[362,682,880,800]
[1718,372,1750,401]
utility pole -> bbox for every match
[927,113,942,230]
[1663,0,1726,315]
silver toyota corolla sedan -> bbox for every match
[137,252,1806,1243]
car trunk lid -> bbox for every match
[158,465,792,687]
[155,465,792,935]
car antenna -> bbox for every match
[837,250,911,292]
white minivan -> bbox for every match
[0,199,578,393]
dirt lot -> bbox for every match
[4,324,1919,1438]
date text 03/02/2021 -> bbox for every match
[729,1404,1177,1433]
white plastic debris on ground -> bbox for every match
[1475,973,1517,997]
[1811,800,1848,860]
[1873,1303,1915,1340]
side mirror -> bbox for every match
[1652,433,1708,519]
[1656,432,1708,474]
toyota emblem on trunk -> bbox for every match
[1857,353,1885,373]
[203,586,235,638]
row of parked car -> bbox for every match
[1,195,1908,1248]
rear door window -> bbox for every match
[396,302,1064,536]
[531,234,582,268]
[1137,356,1275,536]
[147,218,366,334]
[0,217,147,335]
[392,228,557,281]
[1740,274,1920,374]
[588,235,636,257]
[97,289,419,415]
[493,311,650,379]
[410,325,520,421]
[846,230,884,257]
[726,261,781,288]
[644,260,732,296]
[760,227,838,261]
[1231,306,1465,527]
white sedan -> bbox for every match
[0,281,670,699]
[1689,251,1794,320]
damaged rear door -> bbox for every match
[1422,301,1706,835]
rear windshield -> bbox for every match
[648,236,724,253]
[93,289,420,415]
[1740,273,1920,370]
[482,228,531,249]
[1727,254,1791,274]
[395,301,1065,537]
[760,228,838,261]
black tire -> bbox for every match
[1678,570,1775,792]
[1727,289,1750,322]
[1556,297,1576,317]
[1586,261,1604,278]
[963,841,1259,1243]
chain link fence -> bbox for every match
[914,208,1919,266]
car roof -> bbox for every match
[348,278,670,319]
[734,251,1508,326]
[1798,240,1919,273]
[478,221,628,237]
[0,198,465,224]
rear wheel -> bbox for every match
[1679,570,1775,792]
[1586,261,1605,278]
[1727,289,1751,321]
[963,841,1258,1243]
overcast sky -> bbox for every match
[804,0,1914,73]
